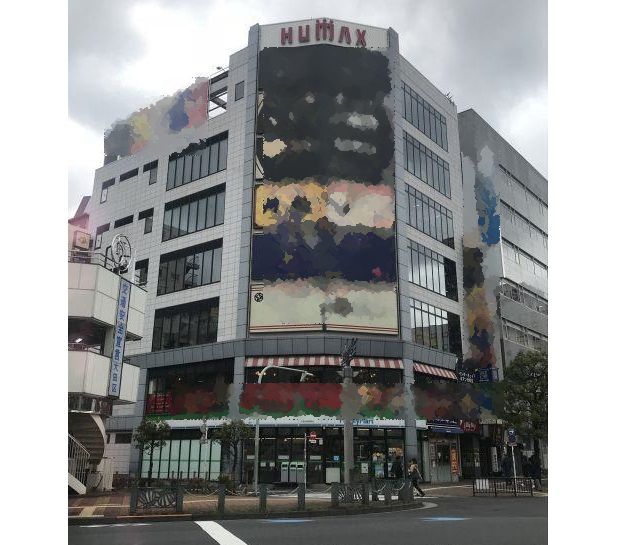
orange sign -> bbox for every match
[450,447,459,474]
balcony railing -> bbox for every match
[68,250,147,289]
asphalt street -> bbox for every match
[68,497,547,545]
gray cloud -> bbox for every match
[68,0,547,212]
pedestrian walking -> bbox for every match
[408,458,425,497]
[391,455,404,479]
[530,455,542,491]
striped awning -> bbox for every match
[245,356,403,369]
[413,362,458,381]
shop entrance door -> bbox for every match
[431,442,453,482]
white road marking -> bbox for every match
[196,521,249,545]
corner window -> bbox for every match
[139,208,154,234]
[94,223,109,250]
[143,160,158,185]
[235,81,244,101]
[100,178,114,203]
[135,259,149,287]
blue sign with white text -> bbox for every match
[108,278,131,397]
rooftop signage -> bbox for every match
[259,18,388,50]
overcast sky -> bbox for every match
[68,0,547,216]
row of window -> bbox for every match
[162,186,225,241]
[502,318,548,352]
[502,238,548,279]
[406,184,454,248]
[500,200,548,247]
[157,240,222,296]
[410,297,462,356]
[100,160,158,203]
[499,278,548,315]
[94,207,155,250]
[499,164,547,214]
[408,239,458,301]
[140,438,222,480]
[166,133,228,191]
[403,132,451,198]
[402,82,449,151]
[152,298,219,351]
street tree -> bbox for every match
[212,419,254,484]
[500,350,547,455]
[133,419,171,485]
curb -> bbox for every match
[68,500,428,525]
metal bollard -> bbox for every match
[259,484,267,513]
[298,483,306,510]
[217,484,226,516]
[129,486,138,515]
[331,483,339,508]
[362,482,369,506]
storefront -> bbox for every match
[242,425,407,485]
[425,419,462,483]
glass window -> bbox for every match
[209,142,219,173]
[144,215,153,234]
[206,194,217,227]
[218,139,228,171]
[183,154,193,184]
[163,208,172,241]
[215,192,225,224]
[171,207,180,239]
[202,249,213,285]
[197,197,207,231]
[149,167,157,185]
[201,146,210,178]
[180,203,189,235]
[166,259,176,293]
[211,247,222,282]
[192,151,202,182]
[188,201,198,233]
[167,160,176,189]
[175,156,184,187]
[174,257,185,292]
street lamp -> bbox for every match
[253,365,314,494]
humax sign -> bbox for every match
[259,19,389,51]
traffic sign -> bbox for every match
[507,428,517,446]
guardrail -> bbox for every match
[68,434,90,486]
[473,477,534,496]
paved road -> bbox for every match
[69,497,547,545]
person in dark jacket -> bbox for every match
[522,455,531,477]
[391,455,404,479]
[529,455,542,490]
[408,458,425,497]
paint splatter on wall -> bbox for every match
[462,146,502,371]
[104,77,209,164]
[249,45,398,335]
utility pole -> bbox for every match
[340,338,357,485]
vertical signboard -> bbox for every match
[108,278,131,398]
[250,20,398,335]
[450,446,459,474]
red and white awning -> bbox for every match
[245,356,403,370]
[413,363,458,381]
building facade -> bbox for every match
[72,19,539,486]
[459,109,548,472]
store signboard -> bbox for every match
[108,277,131,398]
[459,420,480,433]
[450,447,459,474]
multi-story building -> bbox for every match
[71,18,543,486]
[459,108,548,471]
[68,216,147,493]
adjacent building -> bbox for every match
[70,18,546,487]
